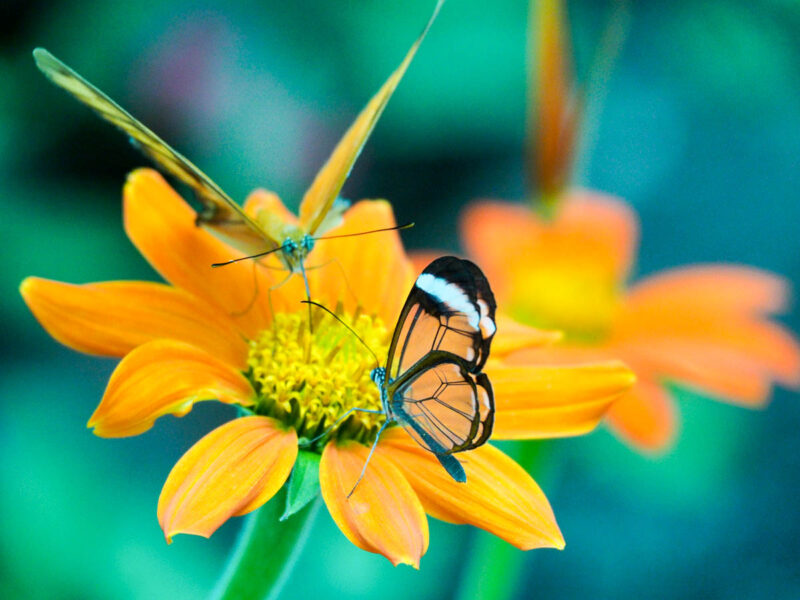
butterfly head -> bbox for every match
[279,231,315,273]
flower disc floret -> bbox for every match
[246,309,389,445]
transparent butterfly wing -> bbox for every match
[386,256,497,381]
[33,48,278,257]
[297,0,444,236]
[390,354,494,455]
[383,256,497,466]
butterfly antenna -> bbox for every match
[347,419,391,498]
[311,222,414,243]
[301,300,380,369]
[211,244,287,268]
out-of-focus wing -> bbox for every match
[297,0,445,235]
[34,48,277,256]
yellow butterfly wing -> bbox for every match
[297,0,445,236]
[33,48,278,257]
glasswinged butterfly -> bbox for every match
[31,0,443,304]
[306,255,496,494]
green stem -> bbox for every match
[211,487,321,600]
[454,441,551,600]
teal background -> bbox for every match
[2,0,799,598]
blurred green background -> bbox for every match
[2,0,799,598]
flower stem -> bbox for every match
[454,441,551,600]
[211,487,321,600]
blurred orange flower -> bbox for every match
[461,192,800,451]
[453,0,798,452]
[21,169,634,566]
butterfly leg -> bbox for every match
[347,418,392,499]
[298,260,314,333]
[300,407,384,447]
[229,262,261,318]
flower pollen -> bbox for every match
[246,308,390,447]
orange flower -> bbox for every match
[461,191,800,451]
[457,0,799,452]
[20,169,635,566]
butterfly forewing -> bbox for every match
[387,256,497,381]
[33,48,277,258]
[297,0,445,236]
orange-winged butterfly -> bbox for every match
[308,255,496,494]
[31,0,443,305]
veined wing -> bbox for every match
[297,0,445,236]
[386,256,497,381]
[389,352,494,456]
[33,48,277,257]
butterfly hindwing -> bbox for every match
[387,256,497,382]
[390,351,494,457]
[33,48,277,257]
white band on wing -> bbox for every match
[416,273,480,329]
[477,299,496,337]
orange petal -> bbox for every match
[319,441,428,567]
[158,416,297,543]
[493,314,563,356]
[308,201,415,325]
[461,193,638,300]
[460,202,539,300]
[557,189,639,281]
[298,1,443,235]
[20,277,247,367]
[124,168,284,337]
[615,312,800,391]
[243,189,299,243]
[624,265,790,315]
[244,189,298,226]
[89,340,254,438]
[378,429,564,550]
[616,339,773,407]
[605,378,677,452]
[487,360,635,439]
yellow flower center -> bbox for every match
[509,265,621,343]
[246,308,390,446]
